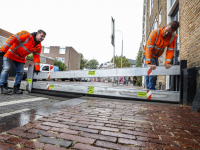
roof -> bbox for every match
[0,28,13,38]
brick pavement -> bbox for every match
[0,99,200,149]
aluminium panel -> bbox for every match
[33,65,180,79]
[33,82,179,102]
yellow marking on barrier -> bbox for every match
[138,92,147,97]
[27,79,32,83]
[88,71,95,75]
[87,86,94,94]
[49,85,55,89]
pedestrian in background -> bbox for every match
[133,76,137,86]
[0,30,46,94]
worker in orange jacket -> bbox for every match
[0,30,46,94]
[143,21,179,90]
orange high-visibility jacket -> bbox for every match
[143,27,177,65]
[1,30,41,71]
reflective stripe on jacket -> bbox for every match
[1,30,41,71]
[143,27,177,65]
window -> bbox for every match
[42,66,49,71]
[171,0,175,7]
[150,0,153,15]
[44,47,50,53]
[59,47,65,54]
[171,6,179,63]
[159,9,162,24]
[152,17,157,31]
[56,57,65,63]
[160,55,163,66]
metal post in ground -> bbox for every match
[27,64,34,92]
[111,17,115,87]
[179,60,187,104]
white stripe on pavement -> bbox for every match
[0,97,48,107]
[0,108,30,117]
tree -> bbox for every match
[54,59,67,71]
[79,53,88,70]
[85,59,99,69]
[27,53,34,60]
[111,55,132,68]
[135,49,143,86]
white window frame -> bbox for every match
[159,9,162,24]
[166,0,179,90]
[56,57,65,63]
[149,0,153,16]
[152,17,157,31]
[59,47,66,54]
[44,47,50,54]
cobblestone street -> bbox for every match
[0,95,200,150]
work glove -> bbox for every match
[0,51,5,57]
[35,71,40,75]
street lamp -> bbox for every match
[115,30,123,68]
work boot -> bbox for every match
[13,84,23,94]
[1,83,12,94]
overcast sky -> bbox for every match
[0,0,143,64]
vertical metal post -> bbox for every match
[180,60,187,104]
[121,39,123,68]
[112,19,115,87]
[27,64,34,92]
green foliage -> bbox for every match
[79,53,88,70]
[54,59,67,71]
[135,49,143,86]
[111,55,132,68]
[27,53,34,60]
[135,49,143,67]
[85,59,99,69]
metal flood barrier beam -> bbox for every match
[19,64,180,103]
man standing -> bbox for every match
[143,21,179,90]
[0,30,46,94]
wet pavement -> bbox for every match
[0,94,200,150]
[0,93,84,133]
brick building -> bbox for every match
[142,0,200,90]
[41,46,81,70]
[0,28,13,46]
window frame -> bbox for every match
[56,57,65,63]
[159,9,162,25]
[59,47,66,54]
[44,47,50,54]
[149,0,154,16]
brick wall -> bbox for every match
[146,0,168,90]
[179,0,200,68]
[41,46,81,70]
[0,28,13,47]
[68,47,81,70]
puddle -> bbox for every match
[0,98,87,133]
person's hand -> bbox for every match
[164,64,172,69]
[35,71,40,75]
[147,65,156,70]
[0,51,5,57]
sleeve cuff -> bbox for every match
[146,61,152,65]
[164,61,171,64]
